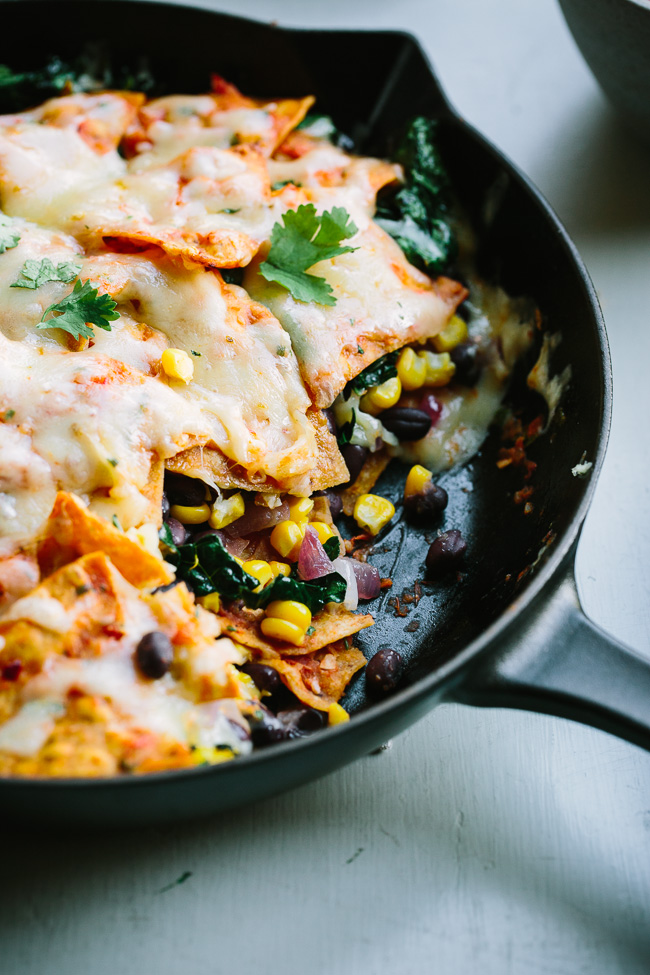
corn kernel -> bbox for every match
[270,520,305,560]
[328,702,350,725]
[432,315,468,353]
[288,496,314,525]
[260,617,306,646]
[169,502,211,525]
[242,559,274,590]
[191,746,235,766]
[209,492,245,529]
[405,464,433,499]
[234,671,260,699]
[418,350,456,386]
[161,348,194,383]
[269,561,291,578]
[232,556,244,566]
[353,493,395,535]
[360,375,402,415]
[397,347,427,390]
[265,599,312,630]
[199,592,221,614]
[310,521,337,546]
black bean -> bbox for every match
[227,719,251,742]
[326,490,343,520]
[379,407,432,441]
[425,529,467,575]
[247,706,291,747]
[312,489,343,520]
[450,342,481,386]
[322,408,337,437]
[164,471,206,506]
[341,444,368,484]
[404,482,448,522]
[277,707,326,733]
[366,648,404,697]
[191,528,226,544]
[135,631,174,679]
[241,662,284,697]
[164,516,187,547]
[161,492,170,518]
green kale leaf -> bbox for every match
[376,117,457,274]
[0,217,20,254]
[347,351,399,395]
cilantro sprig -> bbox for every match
[259,204,357,306]
[11,258,81,290]
[0,217,20,254]
[37,278,119,340]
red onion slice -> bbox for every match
[349,559,381,600]
[298,525,334,580]
[223,500,290,538]
[331,557,359,611]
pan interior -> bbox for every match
[0,0,607,714]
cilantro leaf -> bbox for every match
[259,204,357,306]
[0,56,157,112]
[36,278,119,340]
[11,258,81,290]
[348,351,399,396]
[0,218,20,254]
[376,117,457,274]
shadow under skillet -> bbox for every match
[1,709,650,975]
[533,97,650,239]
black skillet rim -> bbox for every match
[0,1,612,791]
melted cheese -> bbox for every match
[0,220,318,549]
[394,282,535,472]
[246,217,461,408]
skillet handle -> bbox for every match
[452,553,650,751]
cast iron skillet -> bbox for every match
[2,0,650,827]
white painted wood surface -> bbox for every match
[3,1,650,972]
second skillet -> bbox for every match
[1,0,649,827]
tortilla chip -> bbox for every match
[307,408,350,491]
[269,641,366,710]
[166,407,348,495]
[0,552,141,670]
[220,602,373,657]
[127,84,313,159]
[101,226,259,270]
[37,492,171,589]
[341,450,391,516]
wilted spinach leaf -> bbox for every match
[376,117,456,275]
[347,351,399,395]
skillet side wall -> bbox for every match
[0,0,607,824]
